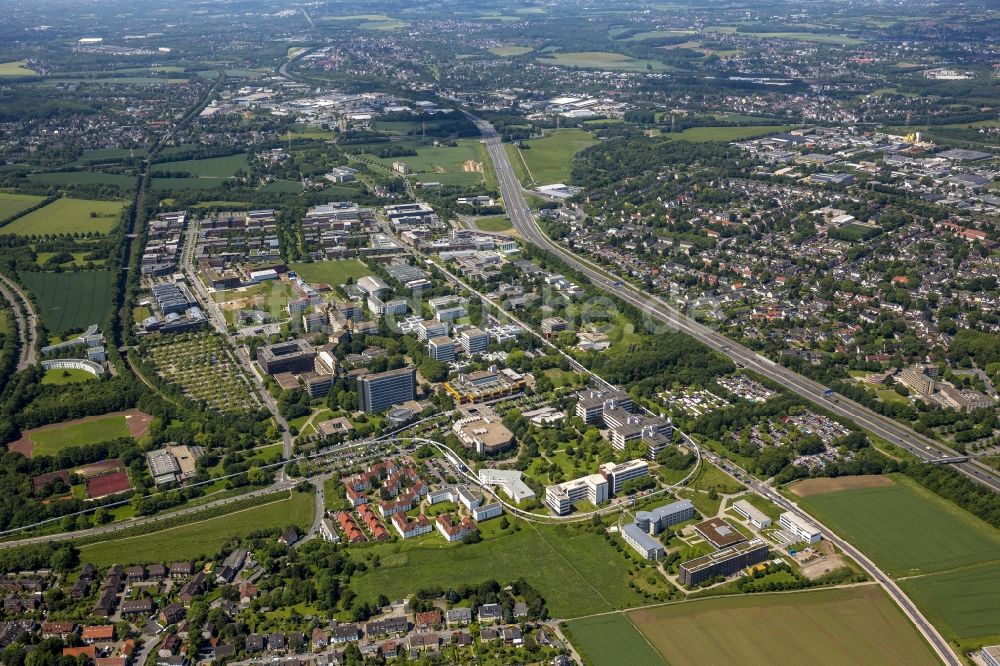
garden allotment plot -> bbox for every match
[144,332,261,413]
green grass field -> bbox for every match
[78,490,315,566]
[0,61,37,77]
[349,520,645,618]
[490,46,533,57]
[625,586,937,666]
[20,270,114,333]
[28,171,136,189]
[506,129,596,186]
[563,614,664,666]
[536,51,672,72]
[41,368,98,385]
[474,216,513,232]
[150,154,249,189]
[2,198,125,236]
[370,139,492,187]
[670,125,793,142]
[0,193,46,220]
[29,413,132,457]
[797,475,1000,577]
[901,561,1000,646]
[288,259,371,286]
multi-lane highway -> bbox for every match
[0,273,38,371]
[467,112,1000,495]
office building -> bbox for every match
[478,469,535,503]
[732,500,772,529]
[575,389,633,425]
[545,474,608,516]
[415,319,448,341]
[599,459,649,496]
[257,340,316,375]
[622,522,666,560]
[428,336,456,361]
[459,327,489,354]
[635,499,696,535]
[452,405,515,455]
[679,539,769,587]
[779,512,822,544]
[694,517,746,550]
[981,645,1000,666]
[357,366,417,413]
[541,317,568,336]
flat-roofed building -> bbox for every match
[541,317,568,337]
[694,517,746,549]
[257,339,316,375]
[575,389,632,424]
[635,499,696,535]
[622,522,666,560]
[981,645,1000,666]
[428,336,456,361]
[599,459,649,496]
[453,406,515,455]
[545,474,608,516]
[679,539,769,587]
[732,499,772,529]
[358,366,417,413]
[779,512,822,544]
[459,328,489,355]
[478,468,535,503]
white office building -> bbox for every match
[599,459,649,496]
[733,500,772,529]
[460,327,490,355]
[545,474,608,516]
[779,511,821,544]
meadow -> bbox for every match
[28,171,136,189]
[20,270,114,333]
[670,125,793,142]
[1,198,126,236]
[150,154,249,190]
[474,216,513,232]
[0,61,37,77]
[626,586,937,666]
[78,490,315,566]
[563,614,664,666]
[348,520,646,618]
[795,474,1000,577]
[536,51,672,72]
[506,129,596,186]
[0,193,46,221]
[489,46,533,57]
[369,139,493,187]
[41,368,97,385]
[27,413,132,457]
[289,259,371,286]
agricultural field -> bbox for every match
[289,259,371,286]
[0,61,37,77]
[505,129,596,186]
[348,520,646,618]
[150,154,249,190]
[144,332,261,413]
[563,614,664,666]
[369,139,493,187]
[900,561,1000,646]
[78,490,315,567]
[624,586,938,666]
[489,46,533,57]
[669,125,793,142]
[2,198,126,236]
[20,270,114,333]
[0,193,46,221]
[536,51,672,72]
[794,474,1000,577]
[28,171,136,189]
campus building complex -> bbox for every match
[779,512,822,544]
[545,474,608,516]
[679,539,770,587]
[357,366,417,413]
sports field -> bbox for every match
[537,51,671,72]
[289,259,370,287]
[19,413,134,457]
[348,520,646,618]
[20,270,114,333]
[2,198,125,236]
[78,490,315,566]
[563,614,664,666]
[795,474,1000,577]
[624,586,937,666]
[506,129,596,186]
[0,193,46,221]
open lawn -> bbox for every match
[489,46,533,57]
[20,270,114,333]
[506,129,596,186]
[537,51,672,72]
[27,413,132,457]
[41,368,98,385]
[0,193,46,221]
[796,474,1000,577]
[348,520,645,618]
[289,259,370,286]
[152,154,248,178]
[28,171,136,189]
[78,490,315,566]
[670,125,793,142]
[473,216,512,232]
[2,198,125,236]
[371,139,493,187]
[626,586,937,666]
[563,614,664,666]
[0,61,37,77]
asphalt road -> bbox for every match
[467,112,1000,495]
[0,273,38,370]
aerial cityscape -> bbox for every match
[0,0,997,664]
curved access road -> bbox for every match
[467,112,1000,495]
[0,273,38,370]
